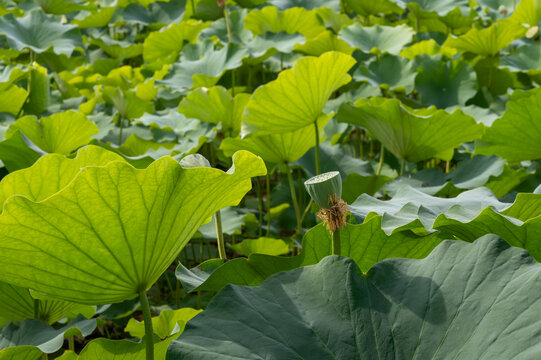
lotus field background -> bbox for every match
[2,0,541,359]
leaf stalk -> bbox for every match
[139,290,154,360]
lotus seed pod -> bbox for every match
[180,154,211,168]
[304,171,342,209]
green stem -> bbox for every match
[223,4,233,43]
[175,277,181,309]
[68,335,75,351]
[199,238,204,262]
[400,158,406,176]
[445,161,450,174]
[118,116,124,145]
[266,173,272,236]
[300,199,312,225]
[314,121,321,175]
[33,299,40,319]
[190,0,196,17]
[41,354,48,360]
[139,290,154,360]
[164,270,174,298]
[215,210,226,260]
[332,229,341,256]
[376,146,385,176]
[256,178,263,237]
[285,163,302,237]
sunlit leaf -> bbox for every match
[337,97,484,162]
[7,111,99,155]
[243,51,355,134]
[0,151,265,304]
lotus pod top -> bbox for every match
[304,171,342,209]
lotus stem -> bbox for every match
[68,335,75,351]
[314,121,321,175]
[285,163,302,237]
[139,290,154,360]
[376,146,385,176]
[118,115,124,145]
[190,0,196,16]
[215,210,226,260]
[332,229,341,256]
[266,173,271,236]
[223,4,236,96]
[256,177,263,237]
[33,299,40,319]
[400,158,406,175]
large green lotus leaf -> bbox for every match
[245,32,307,62]
[6,111,99,155]
[396,0,469,15]
[345,0,403,16]
[0,151,265,304]
[73,335,177,360]
[143,20,208,65]
[350,185,510,234]
[222,114,330,164]
[0,10,82,56]
[0,315,96,354]
[382,155,506,196]
[243,52,354,135]
[0,346,41,360]
[400,39,457,60]
[354,54,416,93]
[430,205,541,261]
[178,86,250,136]
[36,0,89,14]
[338,24,414,55]
[230,237,290,256]
[176,219,445,292]
[158,40,248,92]
[123,0,186,26]
[244,6,325,38]
[0,148,119,325]
[71,7,116,28]
[443,19,526,56]
[168,236,541,359]
[414,55,477,108]
[350,186,541,251]
[125,308,201,339]
[0,131,41,172]
[85,36,143,60]
[269,0,339,11]
[500,44,541,72]
[475,90,541,161]
[294,30,352,57]
[0,145,124,208]
[337,97,484,162]
[0,84,28,116]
